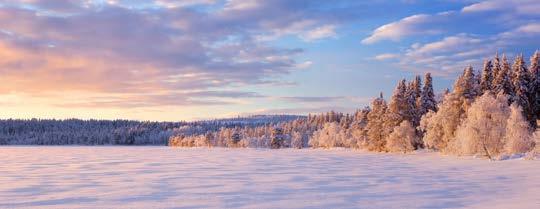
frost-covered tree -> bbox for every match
[351,107,370,149]
[512,54,533,125]
[529,51,540,124]
[406,76,422,126]
[420,90,470,152]
[270,127,286,149]
[492,52,502,80]
[454,66,479,101]
[418,72,437,116]
[504,103,534,155]
[291,131,307,149]
[309,122,350,148]
[480,60,493,93]
[366,93,388,151]
[385,120,416,153]
[451,92,510,159]
[493,54,514,99]
[384,80,410,137]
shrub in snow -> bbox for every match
[385,121,416,153]
[504,104,534,154]
[451,92,509,159]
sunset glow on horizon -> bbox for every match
[1,0,539,121]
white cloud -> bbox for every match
[361,14,442,44]
[462,0,540,15]
[299,25,337,42]
[373,53,399,60]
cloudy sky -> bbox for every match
[0,0,539,121]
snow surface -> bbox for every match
[0,147,538,209]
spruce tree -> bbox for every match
[480,60,493,93]
[366,93,388,151]
[384,80,409,136]
[453,66,479,101]
[512,54,533,125]
[419,73,437,116]
[407,76,422,126]
[492,52,501,79]
[493,54,514,100]
[529,50,540,125]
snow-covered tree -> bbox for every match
[451,92,510,159]
[406,76,422,126]
[492,52,502,80]
[512,54,533,125]
[529,51,540,125]
[366,93,388,151]
[454,66,479,101]
[480,60,493,93]
[385,120,416,153]
[493,54,514,99]
[309,122,350,148]
[504,103,534,154]
[384,80,410,137]
[270,127,286,149]
[420,92,470,152]
[418,72,437,116]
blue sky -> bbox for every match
[0,0,538,121]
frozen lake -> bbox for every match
[0,147,538,209]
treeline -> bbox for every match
[170,52,540,159]
[0,115,301,145]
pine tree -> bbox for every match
[418,72,437,116]
[480,60,493,93]
[512,54,533,125]
[366,93,388,151]
[529,50,540,125]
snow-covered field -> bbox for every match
[0,147,538,209]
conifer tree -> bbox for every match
[493,54,514,100]
[512,54,533,125]
[480,60,493,93]
[529,51,540,124]
[492,52,501,79]
[418,72,437,116]
[384,80,409,136]
[366,93,388,151]
[406,76,422,126]
[454,66,479,101]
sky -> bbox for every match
[0,0,539,121]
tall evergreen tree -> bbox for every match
[512,54,534,125]
[480,60,493,93]
[418,72,437,116]
[366,93,388,151]
[453,66,479,100]
[529,50,540,124]
[384,80,409,136]
[407,76,422,126]
[492,52,501,79]
[493,54,514,100]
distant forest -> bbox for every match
[0,115,301,145]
